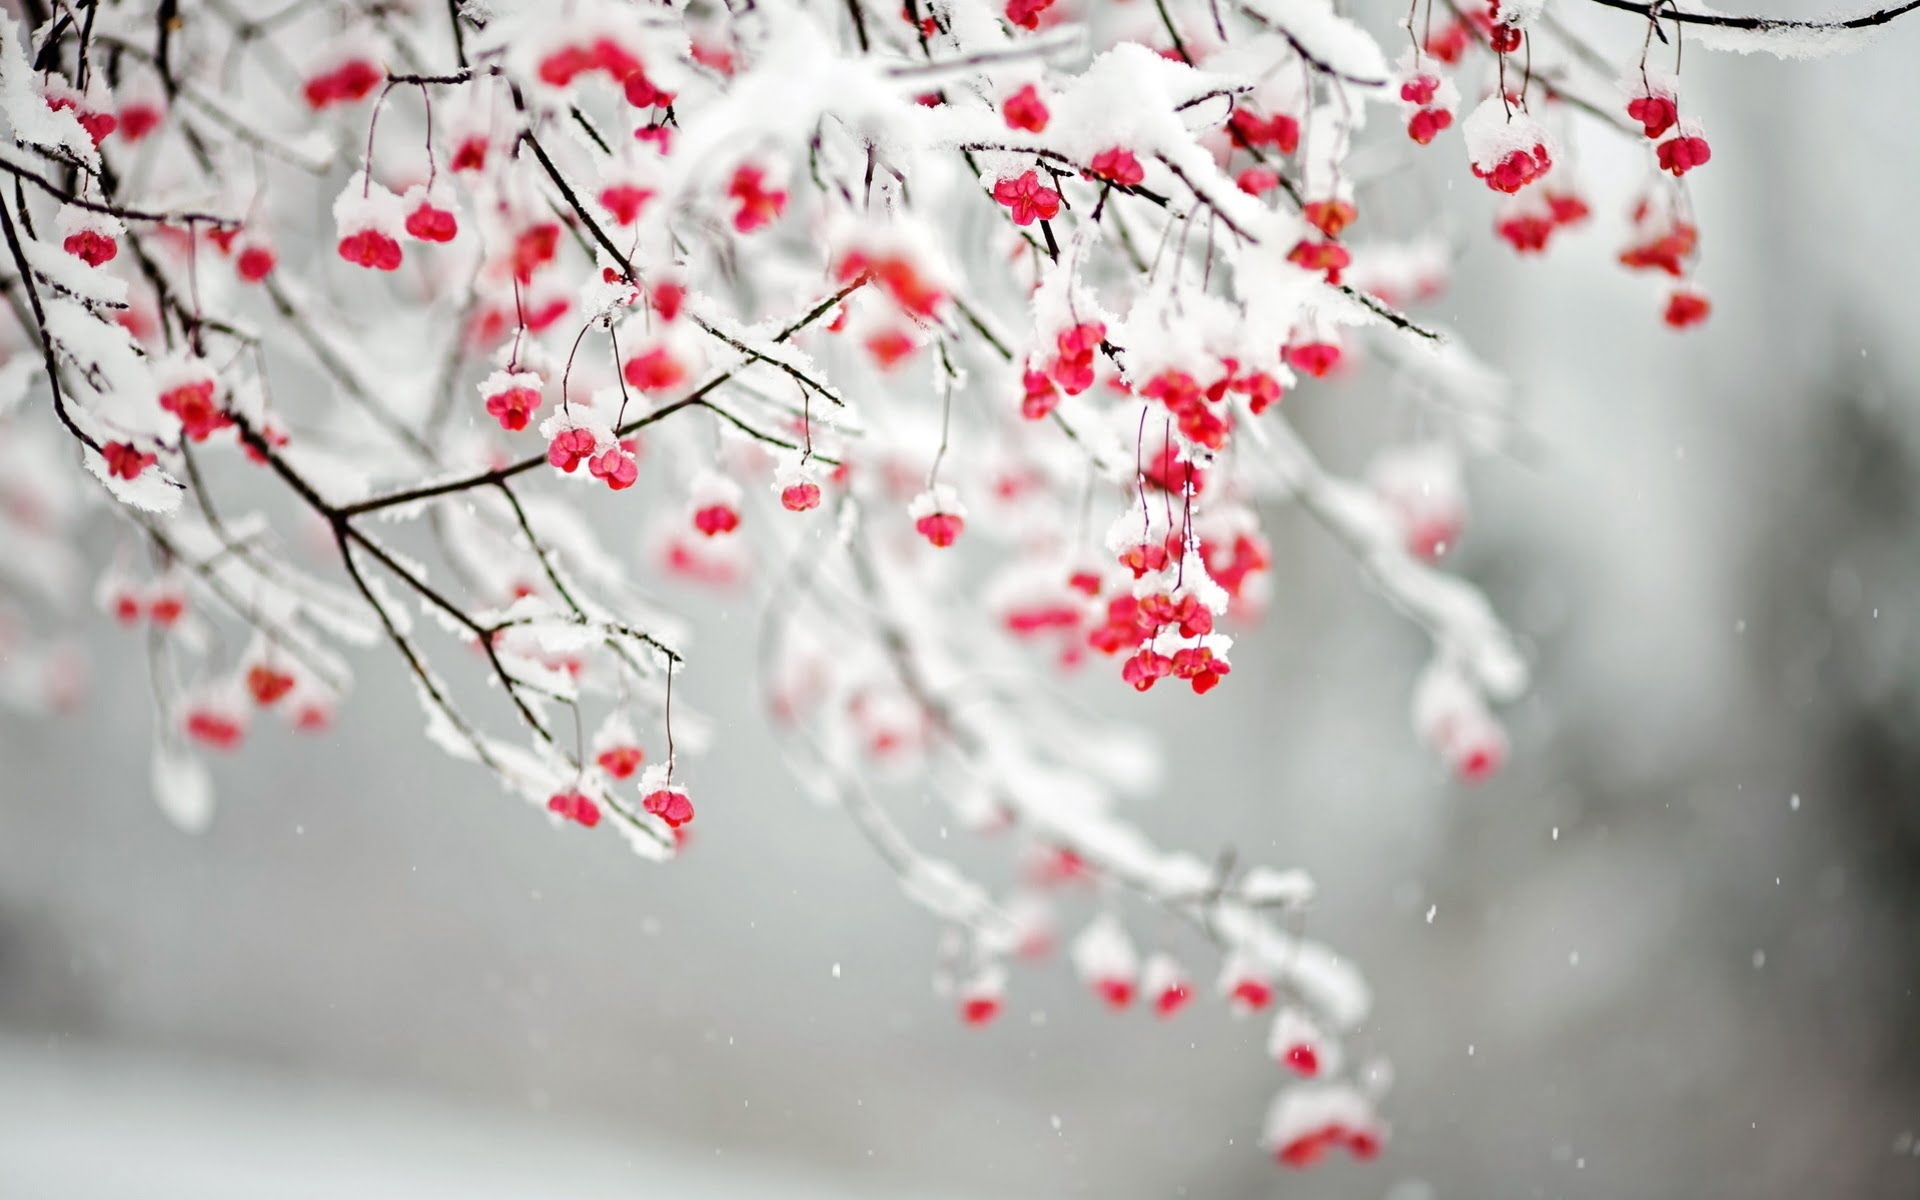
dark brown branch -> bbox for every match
[0,191,101,455]
[336,279,864,518]
[1584,0,1920,32]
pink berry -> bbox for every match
[693,504,740,536]
[484,386,541,432]
[588,447,639,490]
[1089,146,1144,186]
[991,171,1060,226]
[642,786,695,828]
[546,428,597,473]
[403,202,458,243]
[914,511,964,548]
[547,789,602,828]
[596,745,644,779]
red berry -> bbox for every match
[1285,342,1341,378]
[960,994,1001,1025]
[1284,1043,1320,1077]
[623,347,688,392]
[547,789,602,828]
[1627,94,1678,139]
[337,229,403,271]
[727,165,787,232]
[62,230,117,267]
[596,745,644,779]
[1002,83,1049,133]
[1407,107,1452,145]
[246,664,296,706]
[159,379,229,441]
[102,441,155,481]
[185,709,244,750]
[1657,134,1711,177]
[1663,289,1711,329]
[236,244,276,282]
[403,202,458,243]
[1005,0,1055,30]
[1089,146,1145,187]
[642,786,695,828]
[693,504,740,536]
[1302,199,1357,238]
[599,183,654,226]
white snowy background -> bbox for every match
[5,6,1920,1198]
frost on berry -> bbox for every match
[909,485,966,548]
[241,640,299,707]
[639,763,695,829]
[401,186,460,243]
[41,77,116,146]
[690,469,745,537]
[773,456,823,513]
[144,575,188,629]
[1088,147,1145,187]
[57,206,121,267]
[333,175,406,271]
[1463,99,1555,195]
[545,425,599,474]
[182,686,248,752]
[1269,1007,1337,1078]
[589,710,648,782]
[480,370,545,433]
[1142,954,1193,1017]
[1368,443,1467,561]
[1263,1084,1387,1169]
[1220,951,1276,1013]
[957,964,1008,1027]
[1414,658,1509,782]
[154,356,229,443]
[1070,914,1139,1009]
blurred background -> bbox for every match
[4,5,1920,1199]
